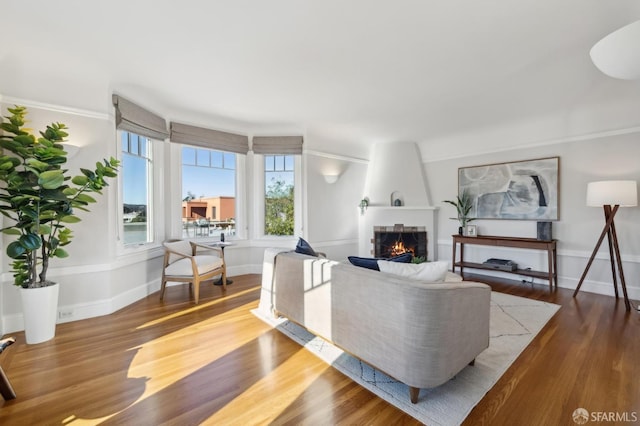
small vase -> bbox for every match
[458,226,464,235]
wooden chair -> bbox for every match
[160,239,226,304]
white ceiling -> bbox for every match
[2,1,640,160]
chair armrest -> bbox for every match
[190,242,224,258]
[164,247,193,260]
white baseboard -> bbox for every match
[2,264,265,334]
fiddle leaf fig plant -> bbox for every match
[0,106,120,288]
[443,189,476,227]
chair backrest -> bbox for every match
[164,240,192,265]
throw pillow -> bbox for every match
[295,237,318,257]
[348,253,413,271]
[377,260,449,282]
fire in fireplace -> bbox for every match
[373,224,427,259]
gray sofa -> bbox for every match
[259,249,491,403]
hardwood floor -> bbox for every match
[1,274,638,425]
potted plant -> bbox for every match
[443,189,475,235]
[0,106,119,343]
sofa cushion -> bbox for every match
[295,237,318,257]
[347,253,413,271]
[445,272,464,282]
[377,260,449,282]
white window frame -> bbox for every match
[169,143,246,241]
[254,154,302,239]
[116,131,165,251]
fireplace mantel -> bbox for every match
[363,206,438,211]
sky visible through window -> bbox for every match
[122,145,295,206]
[181,147,236,200]
[122,133,148,205]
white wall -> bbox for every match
[304,152,367,260]
[426,132,640,300]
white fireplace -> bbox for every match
[358,141,438,259]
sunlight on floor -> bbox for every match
[202,348,330,425]
[66,298,271,425]
[136,286,261,329]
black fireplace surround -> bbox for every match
[374,225,427,259]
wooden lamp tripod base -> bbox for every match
[573,204,631,311]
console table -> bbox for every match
[452,235,557,291]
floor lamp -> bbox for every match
[573,180,637,311]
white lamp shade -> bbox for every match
[586,180,638,207]
[590,20,640,80]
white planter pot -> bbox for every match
[20,282,59,344]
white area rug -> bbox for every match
[252,292,559,425]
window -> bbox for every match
[121,131,153,245]
[264,155,295,236]
[181,146,236,239]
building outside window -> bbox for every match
[121,131,152,245]
[181,146,236,239]
[264,154,295,236]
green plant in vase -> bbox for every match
[0,105,120,288]
[443,189,475,234]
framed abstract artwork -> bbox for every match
[458,157,559,220]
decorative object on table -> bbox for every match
[0,106,120,344]
[537,221,552,240]
[465,224,477,237]
[443,189,475,234]
[458,156,559,220]
[573,180,637,311]
[482,258,518,272]
[590,19,640,80]
[394,198,402,206]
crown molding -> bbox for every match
[0,95,111,121]
[423,125,640,163]
[304,149,369,164]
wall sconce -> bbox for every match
[61,143,81,159]
[323,174,340,184]
[359,198,369,215]
[590,19,640,80]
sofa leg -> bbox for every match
[469,358,476,366]
[409,386,420,403]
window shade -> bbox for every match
[112,94,169,140]
[252,136,303,155]
[170,122,249,154]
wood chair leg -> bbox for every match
[409,386,420,403]
[0,366,16,400]
[194,278,200,304]
[159,277,167,300]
